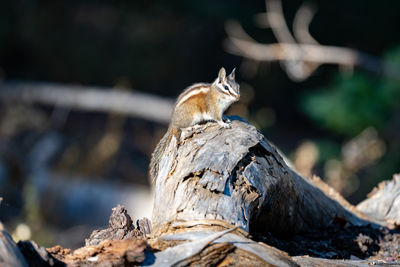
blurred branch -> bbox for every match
[0,81,174,124]
[292,2,318,45]
[225,0,400,81]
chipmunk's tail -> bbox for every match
[149,126,179,184]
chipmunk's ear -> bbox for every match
[218,67,226,82]
[228,68,236,80]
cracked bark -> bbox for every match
[151,118,374,236]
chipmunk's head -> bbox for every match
[213,67,240,101]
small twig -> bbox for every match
[266,0,309,80]
[293,2,318,45]
[265,0,297,44]
[225,22,359,65]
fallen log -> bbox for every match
[151,118,376,236]
[1,118,399,266]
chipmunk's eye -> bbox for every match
[223,85,229,90]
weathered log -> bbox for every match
[146,118,400,266]
[151,118,373,236]
[48,205,147,266]
[147,228,298,266]
[0,222,28,267]
[356,174,400,227]
[17,240,64,267]
[48,206,300,266]
[85,205,141,246]
[2,118,400,266]
[45,205,398,266]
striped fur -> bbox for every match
[176,84,210,107]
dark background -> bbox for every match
[0,0,399,248]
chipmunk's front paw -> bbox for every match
[218,120,231,129]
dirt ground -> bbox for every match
[256,224,400,262]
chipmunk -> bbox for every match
[149,67,240,183]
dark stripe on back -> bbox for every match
[176,83,210,103]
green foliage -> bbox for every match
[301,47,400,137]
[314,140,341,163]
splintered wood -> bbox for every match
[357,174,400,227]
[46,205,147,266]
[50,238,146,266]
[85,205,142,246]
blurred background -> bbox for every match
[0,0,399,248]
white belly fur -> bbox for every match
[191,112,216,125]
